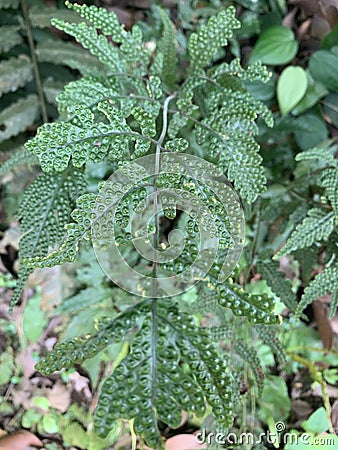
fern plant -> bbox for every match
[0,0,99,161]
[9,2,281,448]
[273,141,338,320]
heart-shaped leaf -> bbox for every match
[250,26,298,65]
[277,66,307,115]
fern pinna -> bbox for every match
[273,141,338,320]
[13,2,278,448]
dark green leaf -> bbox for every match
[250,26,298,65]
[309,50,338,92]
[294,114,328,150]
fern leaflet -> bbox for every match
[275,208,335,258]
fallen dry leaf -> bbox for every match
[44,380,71,413]
[0,430,42,449]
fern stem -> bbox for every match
[153,94,175,291]
[20,0,48,123]
[150,95,175,431]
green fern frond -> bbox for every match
[256,258,297,311]
[256,324,286,363]
[11,169,86,307]
[51,19,122,73]
[36,40,106,77]
[0,148,39,177]
[274,208,335,258]
[24,104,143,172]
[234,338,264,395]
[36,301,235,448]
[321,167,338,220]
[212,59,271,84]
[217,283,278,325]
[52,11,150,78]
[0,57,33,97]
[29,4,81,28]
[57,285,112,313]
[0,26,22,52]
[188,6,240,71]
[0,95,39,143]
[295,141,337,166]
[296,263,338,320]
[65,1,124,41]
[22,192,96,269]
[17,169,86,261]
[55,77,126,116]
[158,8,178,91]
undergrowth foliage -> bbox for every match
[8,2,286,447]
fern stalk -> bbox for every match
[20,0,48,123]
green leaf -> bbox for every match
[294,114,328,150]
[259,375,291,423]
[43,78,64,105]
[323,92,338,128]
[188,6,241,71]
[32,396,51,411]
[277,66,307,115]
[29,4,81,28]
[36,40,105,76]
[42,414,59,434]
[0,348,14,385]
[292,71,328,115]
[301,407,329,434]
[309,50,338,92]
[274,208,335,258]
[0,26,22,52]
[0,95,39,143]
[0,147,39,178]
[22,410,42,428]
[250,26,298,65]
[23,291,47,343]
[0,57,33,97]
[322,25,338,49]
[296,263,338,320]
[158,8,178,90]
[257,257,297,311]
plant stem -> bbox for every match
[152,94,175,295]
[21,0,48,123]
[150,95,175,418]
